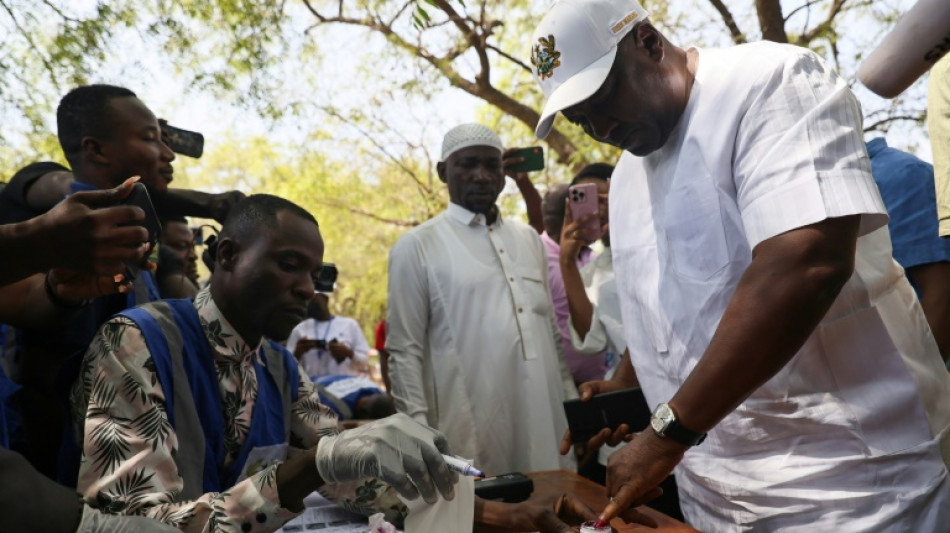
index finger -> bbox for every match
[598,482,638,525]
[418,437,457,501]
[69,176,141,208]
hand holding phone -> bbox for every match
[562,387,651,446]
[504,146,545,174]
[566,183,601,242]
[121,182,162,245]
[159,120,205,158]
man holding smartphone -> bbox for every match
[286,289,371,378]
[386,123,577,476]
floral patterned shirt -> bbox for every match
[71,288,406,533]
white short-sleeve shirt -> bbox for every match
[611,42,950,531]
[286,315,370,377]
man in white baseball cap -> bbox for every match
[386,123,578,477]
[531,0,950,531]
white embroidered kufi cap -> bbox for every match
[440,123,504,161]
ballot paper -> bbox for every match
[400,475,475,533]
[275,491,368,533]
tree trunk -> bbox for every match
[755,0,788,43]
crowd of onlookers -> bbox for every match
[2,0,950,531]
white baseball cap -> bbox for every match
[531,0,650,139]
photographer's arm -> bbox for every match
[23,169,73,212]
[152,188,246,224]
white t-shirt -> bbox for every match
[286,316,370,378]
[611,42,950,531]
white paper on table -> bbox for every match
[400,475,474,533]
[275,491,369,533]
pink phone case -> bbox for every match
[568,183,601,241]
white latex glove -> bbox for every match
[315,413,457,504]
[76,504,180,532]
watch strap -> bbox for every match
[663,419,706,447]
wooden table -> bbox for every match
[474,470,701,533]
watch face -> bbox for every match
[651,403,674,434]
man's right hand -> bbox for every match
[314,412,457,504]
[33,177,149,276]
[559,379,635,456]
[207,190,246,223]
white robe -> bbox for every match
[386,203,576,475]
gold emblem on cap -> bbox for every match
[532,34,561,80]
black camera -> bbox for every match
[313,263,338,293]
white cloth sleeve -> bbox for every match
[347,319,371,365]
[568,303,610,354]
[732,48,887,249]
[386,235,431,424]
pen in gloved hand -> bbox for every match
[441,455,484,477]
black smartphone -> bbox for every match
[161,123,204,158]
[122,182,162,245]
[474,472,534,503]
[563,387,651,444]
[506,146,544,173]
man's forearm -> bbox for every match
[670,216,859,434]
[561,256,595,338]
[514,178,544,234]
[0,218,51,285]
[151,188,215,219]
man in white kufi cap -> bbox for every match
[386,123,577,476]
[529,0,950,530]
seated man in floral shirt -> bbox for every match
[70,194,454,533]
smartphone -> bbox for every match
[474,472,534,502]
[506,146,544,173]
[122,182,162,244]
[161,123,205,158]
[563,387,651,444]
[568,182,601,241]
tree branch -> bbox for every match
[487,43,533,73]
[298,0,579,164]
[798,0,847,45]
[863,114,926,132]
[319,107,433,201]
[0,0,61,88]
[310,198,420,227]
[707,0,746,44]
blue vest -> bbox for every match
[120,299,299,496]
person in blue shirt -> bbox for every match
[867,137,950,362]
